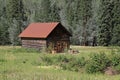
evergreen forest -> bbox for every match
[0,0,120,46]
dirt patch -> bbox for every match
[104,67,120,75]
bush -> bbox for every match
[85,53,109,73]
[60,56,86,72]
[57,55,69,63]
[38,54,86,72]
[110,53,120,66]
[34,52,120,73]
[40,55,53,65]
[56,55,73,70]
[85,61,99,73]
[115,64,120,71]
[108,53,120,74]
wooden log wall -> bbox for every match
[21,39,46,50]
[46,25,70,53]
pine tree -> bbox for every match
[81,0,92,46]
[98,0,114,46]
[35,0,60,22]
[49,1,60,22]
[111,0,120,45]
[64,0,81,44]
[88,0,100,46]
[0,17,10,45]
[0,0,10,45]
[35,0,51,22]
[64,0,92,45]
[6,0,26,45]
[7,0,25,21]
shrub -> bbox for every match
[35,52,120,73]
[85,61,99,73]
[40,55,53,65]
[69,57,85,68]
[85,53,109,73]
[70,57,86,71]
[60,56,86,72]
[108,52,120,74]
[38,54,86,72]
[57,55,72,70]
[110,53,120,66]
[77,57,86,67]
[115,64,120,71]
[57,55,69,63]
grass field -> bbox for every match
[0,46,120,80]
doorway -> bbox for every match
[55,41,68,53]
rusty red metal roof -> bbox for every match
[19,22,59,38]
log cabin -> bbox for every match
[19,22,72,53]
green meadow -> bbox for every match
[0,46,120,80]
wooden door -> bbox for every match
[56,41,62,53]
[56,41,68,53]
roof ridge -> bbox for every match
[31,22,59,24]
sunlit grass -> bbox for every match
[0,46,120,80]
[71,46,116,53]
